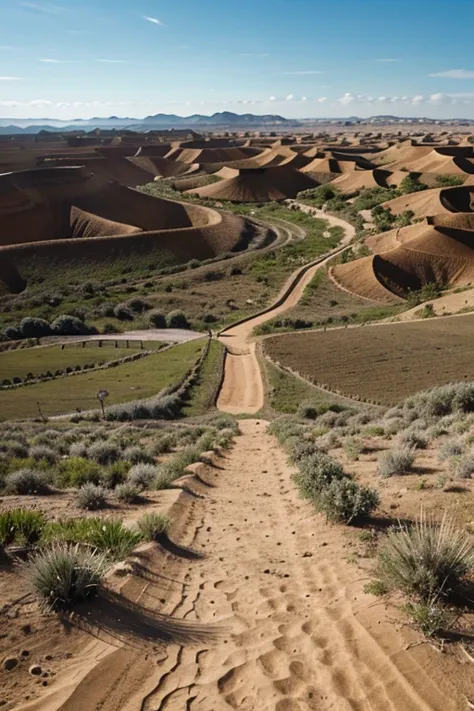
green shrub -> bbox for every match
[149,433,176,455]
[450,454,474,479]
[101,461,130,489]
[0,508,46,545]
[76,484,108,510]
[397,428,429,450]
[438,438,465,461]
[84,518,142,559]
[343,438,364,461]
[294,452,345,500]
[123,446,154,465]
[128,463,159,490]
[317,478,380,524]
[148,311,166,328]
[29,445,58,465]
[376,514,474,599]
[20,317,51,338]
[5,469,51,495]
[377,446,415,477]
[88,442,120,466]
[28,542,108,610]
[50,314,90,336]
[166,310,190,329]
[69,441,88,458]
[402,598,453,637]
[136,512,170,540]
[56,458,101,488]
[116,483,142,504]
[436,175,464,187]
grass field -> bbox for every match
[264,314,474,405]
[255,270,403,334]
[183,339,225,416]
[0,339,203,420]
[265,360,336,414]
[0,341,163,380]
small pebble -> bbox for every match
[29,665,42,676]
[3,657,18,671]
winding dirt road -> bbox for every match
[217,210,355,414]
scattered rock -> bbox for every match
[3,657,18,671]
[44,654,53,661]
[21,650,30,657]
[263,569,271,574]
[302,551,313,558]
[29,664,42,676]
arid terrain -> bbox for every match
[3,125,474,711]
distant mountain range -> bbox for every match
[0,112,473,135]
[0,111,296,134]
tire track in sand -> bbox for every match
[216,213,355,414]
[137,420,466,711]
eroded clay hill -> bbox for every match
[0,166,269,293]
[331,213,474,300]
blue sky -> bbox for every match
[1,0,474,120]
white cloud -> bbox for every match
[0,76,21,81]
[21,2,67,14]
[338,92,355,106]
[39,58,73,63]
[317,97,327,103]
[375,58,400,63]
[429,69,474,79]
[285,94,294,101]
[143,16,164,25]
[411,94,424,105]
[269,95,276,101]
[281,70,322,75]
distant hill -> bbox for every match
[0,112,298,134]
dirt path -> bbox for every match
[217,213,355,414]
[44,420,470,710]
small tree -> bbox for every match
[20,317,51,338]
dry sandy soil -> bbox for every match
[217,211,355,414]
[3,423,474,710]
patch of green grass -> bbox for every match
[0,341,162,381]
[266,360,343,414]
[183,340,225,416]
[0,339,203,420]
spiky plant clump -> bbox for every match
[377,513,474,599]
[27,542,109,610]
[136,513,170,541]
[76,484,108,511]
[377,446,415,478]
[402,597,453,637]
[5,469,51,495]
[0,508,46,546]
[55,458,102,488]
[69,441,88,458]
[128,463,159,490]
[115,483,142,504]
[318,478,380,525]
[85,518,142,559]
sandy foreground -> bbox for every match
[3,420,473,711]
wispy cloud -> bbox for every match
[96,59,128,63]
[143,16,164,25]
[429,68,474,79]
[20,2,67,14]
[0,76,22,81]
[38,58,73,63]
[375,58,400,63]
[281,70,322,75]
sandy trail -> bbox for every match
[217,211,355,414]
[50,420,468,710]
